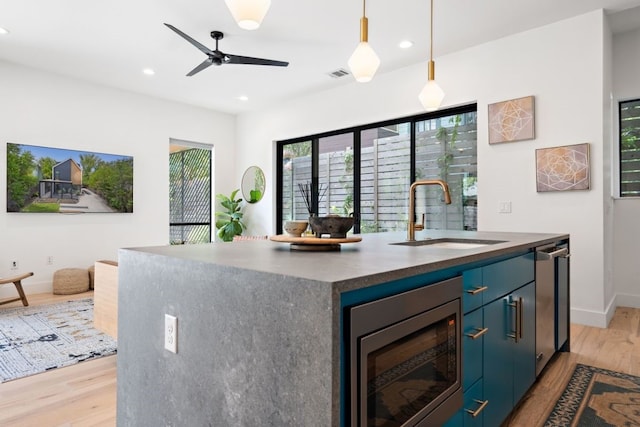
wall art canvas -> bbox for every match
[6,142,133,213]
[536,143,590,192]
[488,95,535,144]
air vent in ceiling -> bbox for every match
[328,68,350,79]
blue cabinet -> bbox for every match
[444,379,485,427]
[462,267,485,314]
[461,379,485,427]
[447,252,535,427]
[483,281,535,426]
[462,308,484,391]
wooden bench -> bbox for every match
[0,272,33,306]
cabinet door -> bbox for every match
[461,379,485,427]
[463,268,484,314]
[511,282,536,404]
[442,379,485,427]
[463,308,484,391]
[482,253,534,302]
[482,296,513,427]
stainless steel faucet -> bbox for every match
[407,179,452,241]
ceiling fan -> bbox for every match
[164,23,289,76]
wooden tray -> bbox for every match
[269,234,361,251]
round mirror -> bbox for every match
[241,166,266,204]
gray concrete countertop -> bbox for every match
[124,229,568,293]
[117,229,569,426]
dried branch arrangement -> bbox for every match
[297,181,327,215]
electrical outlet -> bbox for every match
[164,314,178,353]
[10,260,18,270]
[47,256,54,265]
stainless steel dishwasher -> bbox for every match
[535,243,570,376]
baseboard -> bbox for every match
[570,307,610,328]
[0,279,52,299]
[615,293,640,310]
[571,295,629,328]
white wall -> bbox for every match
[613,27,640,308]
[603,16,616,326]
[0,60,235,296]
[237,10,612,326]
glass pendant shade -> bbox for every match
[224,0,271,30]
[348,41,380,83]
[419,79,445,111]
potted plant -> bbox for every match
[215,189,245,242]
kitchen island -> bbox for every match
[116,230,569,426]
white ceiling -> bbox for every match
[2,0,640,115]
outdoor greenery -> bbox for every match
[215,189,245,242]
[37,157,56,179]
[22,202,60,213]
[79,153,102,183]
[6,144,37,210]
[86,158,134,212]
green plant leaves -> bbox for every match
[215,189,245,242]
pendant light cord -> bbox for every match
[363,0,366,17]
[430,0,434,62]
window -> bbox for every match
[169,147,212,244]
[276,104,477,234]
[620,99,640,197]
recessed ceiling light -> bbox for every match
[399,40,413,49]
[0,27,10,35]
[142,68,155,76]
[238,95,249,101]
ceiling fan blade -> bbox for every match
[187,58,214,76]
[226,54,289,67]
[164,23,213,56]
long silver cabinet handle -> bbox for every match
[507,299,521,343]
[537,247,568,260]
[465,327,489,340]
[465,286,488,295]
[518,297,523,339]
[465,399,489,418]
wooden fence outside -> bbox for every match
[282,123,477,232]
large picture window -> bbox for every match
[276,104,477,234]
[620,99,640,197]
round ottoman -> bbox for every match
[53,268,90,295]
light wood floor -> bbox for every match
[1,294,639,426]
[507,306,640,426]
[0,291,116,427]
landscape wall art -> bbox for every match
[6,142,133,213]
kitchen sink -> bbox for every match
[390,238,506,249]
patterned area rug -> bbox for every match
[544,363,640,426]
[0,298,117,383]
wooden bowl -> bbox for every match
[283,220,308,237]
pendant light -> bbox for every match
[418,0,445,111]
[348,0,380,83]
[224,0,271,31]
